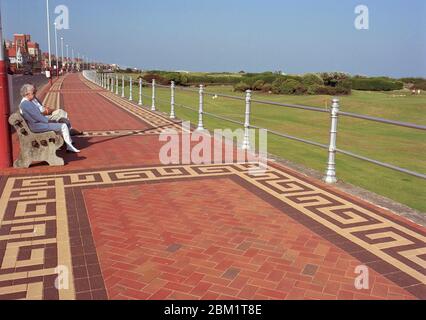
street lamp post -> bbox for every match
[45,0,53,85]
[66,44,69,72]
[54,22,59,78]
[60,37,64,73]
[46,0,52,68]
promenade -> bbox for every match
[0,73,424,300]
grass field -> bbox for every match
[118,76,426,213]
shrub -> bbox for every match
[143,73,169,85]
[270,78,306,94]
[307,84,321,95]
[302,73,324,87]
[281,79,306,94]
[186,75,241,85]
[314,86,336,95]
[335,86,351,95]
[320,72,350,87]
[271,78,286,94]
[313,85,351,96]
[261,83,273,93]
[252,80,265,91]
[234,82,251,92]
[335,79,352,95]
[180,74,189,86]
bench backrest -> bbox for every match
[9,112,33,139]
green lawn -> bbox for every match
[118,79,426,213]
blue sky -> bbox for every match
[2,0,425,77]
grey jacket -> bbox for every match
[20,99,62,133]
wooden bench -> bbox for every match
[8,112,65,168]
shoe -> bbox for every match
[70,128,84,136]
[66,144,81,153]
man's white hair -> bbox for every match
[20,84,35,98]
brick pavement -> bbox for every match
[0,73,424,300]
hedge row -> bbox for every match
[234,73,351,95]
[351,77,404,91]
[124,70,421,96]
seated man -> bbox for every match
[19,84,80,153]
[31,85,83,136]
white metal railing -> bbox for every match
[84,70,426,182]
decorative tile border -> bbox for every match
[42,77,65,110]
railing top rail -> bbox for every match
[338,112,426,130]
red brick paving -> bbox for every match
[84,179,416,300]
[62,74,148,131]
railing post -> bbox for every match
[242,90,252,150]
[151,79,156,111]
[324,98,340,184]
[106,75,110,91]
[111,75,114,93]
[138,78,143,105]
[115,74,119,94]
[121,75,125,98]
[129,76,133,101]
[197,84,205,131]
[170,81,176,119]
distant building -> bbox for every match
[6,34,43,72]
[6,47,27,72]
[27,42,41,62]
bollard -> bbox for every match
[242,90,252,150]
[129,76,133,101]
[151,79,156,111]
[170,81,176,119]
[138,78,143,105]
[324,98,340,184]
[115,74,119,95]
[197,85,205,131]
[121,75,125,98]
